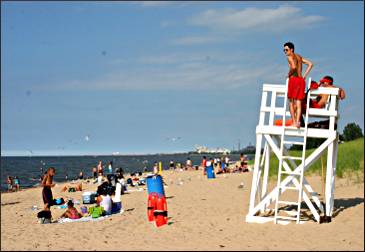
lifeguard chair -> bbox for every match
[246,78,340,224]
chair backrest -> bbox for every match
[324,95,331,110]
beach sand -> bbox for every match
[1,170,364,251]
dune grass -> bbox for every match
[262,137,364,180]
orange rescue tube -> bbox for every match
[147,193,158,222]
[154,196,168,227]
[274,118,293,126]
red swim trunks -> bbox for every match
[287,76,305,100]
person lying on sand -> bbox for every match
[60,200,82,219]
[61,183,82,193]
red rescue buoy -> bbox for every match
[147,193,158,222]
[154,195,168,227]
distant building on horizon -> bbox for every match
[194,145,231,154]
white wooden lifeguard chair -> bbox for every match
[246,78,340,224]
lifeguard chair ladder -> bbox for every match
[246,78,340,224]
[273,78,311,224]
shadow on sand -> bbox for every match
[274,197,364,221]
[332,197,364,217]
[1,201,21,206]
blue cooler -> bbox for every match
[146,175,165,197]
[206,165,215,179]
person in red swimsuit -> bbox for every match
[60,200,82,219]
[283,42,313,128]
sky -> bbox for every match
[1,1,364,156]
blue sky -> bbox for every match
[1,1,364,156]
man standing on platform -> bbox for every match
[283,42,313,128]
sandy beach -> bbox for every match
[1,169,364,251]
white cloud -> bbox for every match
[39,52,286,92]
[188,6,325,32]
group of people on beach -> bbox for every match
[161,154,250,175]
[6,176,20,192]
[39,164,126,222]
[202,153,250,175]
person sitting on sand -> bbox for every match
[7,176,13,192]
[61,183,83,193]
[60,200,82,219]
[96,185,112,215]
[42,167,56,211]
[216,161,224,174]
[97,172,104,185]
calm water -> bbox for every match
[1,153,253,191]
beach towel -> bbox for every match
[56,209,124,224]
[57,215,108,224]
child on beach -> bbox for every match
[7,176,13,192]
[13,176,20,191]
[42,167,56,211]
[60,200,82,219]
[283,42,313,128]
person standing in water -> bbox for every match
[92,166,97,179]
[42,167,56,211]
[283,42,313,128]
[97,161,103,176]
[108,161,113,174]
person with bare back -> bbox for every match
[283,42,313,128]
[42,167,56,211]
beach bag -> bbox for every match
[68,187,76,192]
[88,206,104,218]
[37,210,52,224]
[53,198,65,205]
[37,210,52,219]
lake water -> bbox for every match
[1,153,253,191]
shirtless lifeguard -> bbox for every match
[283,42,313,128]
